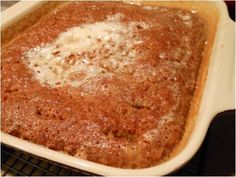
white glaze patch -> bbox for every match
[24,13,149,88]
[178,14,192,27]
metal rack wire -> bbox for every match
[1,1,234,176]
[2,113,234,176]
[1,142,204,176]
[1,144,93,176]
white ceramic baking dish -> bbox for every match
[1,1,235,175]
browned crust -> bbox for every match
[1,1,219,168]
[1,2,64,46]
[166,2,219,159]
[133,1,219,159]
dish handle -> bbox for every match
[212,20,235,114]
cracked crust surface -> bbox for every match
[1,2,207,168]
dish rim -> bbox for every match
[1,1,235,175]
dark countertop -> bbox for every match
[1,1,235,176]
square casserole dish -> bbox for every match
[1,1,235,175]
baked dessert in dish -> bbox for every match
[1,2,208,168]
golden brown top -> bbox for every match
[1,2,207,168]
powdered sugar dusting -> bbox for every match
[142,112,175,142]
[142,6,159,10]
[178,14,192,27]
[24,13,149,88]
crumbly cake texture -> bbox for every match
[1,2,207,168]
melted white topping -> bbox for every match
[25,13,149,88]
[142,112,176,142]
[142,6,160,10]
[191,9,197,14]
[178,14,192,27]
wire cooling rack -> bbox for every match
[1,142,204,176]
[1,144,93,176]
[1,1,234,176]
[1,113,234,176]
